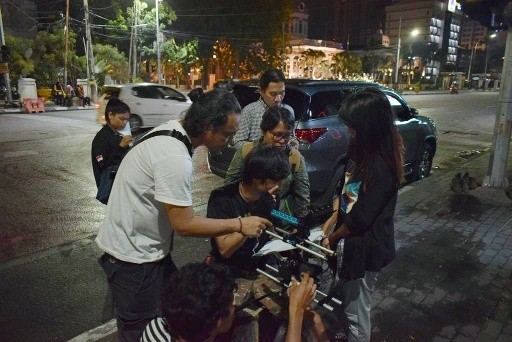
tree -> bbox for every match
[4,35,35,81]
[162,39,199,87]
[300,49,326,79]
[169,0,293,72]
[212,38,237,80]
[106,0,177,76]
[239,43,272,78]
[330,51,362,79]
[31,27,82,86]
[93,44,130,85]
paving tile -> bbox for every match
[460,324,480,338]
[438,325,457,339]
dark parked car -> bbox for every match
[208,79,437,210]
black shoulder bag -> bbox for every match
[95,129,193,204]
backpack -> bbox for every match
[95,129,192,204]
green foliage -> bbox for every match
[240,43,272,78]
[361,52,379,73]
[211,38,237,79]
[94,44,130,85]
[4,36,35,81]
[107,0,176,58]
[163,39,199,85]
[330,52,362,78]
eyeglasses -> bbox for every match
[269,131,294,141]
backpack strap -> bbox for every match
[289,149,301,173]
[133,129,193,157]
[241,141,255,159]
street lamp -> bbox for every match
[394,18,419,89]
[483,32,498,90]
[467,41,481,88]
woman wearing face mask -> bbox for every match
[225,106,310,220]
[321,88,404,342]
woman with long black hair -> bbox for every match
[321,88,404,341]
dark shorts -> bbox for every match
[99,253,177,321]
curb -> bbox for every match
[0,105,94,114]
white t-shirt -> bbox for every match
[96,120,193,263]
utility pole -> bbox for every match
[0,5,12,104]
[64,0,70,86]
[83,0,96,101]
[130,1,139,81]
[483,2,512,190]
[155,0,161,84]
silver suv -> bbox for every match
[208,79,437,210]
[96,83,191,133]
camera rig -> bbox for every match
[253,209,341,311]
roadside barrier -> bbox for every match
[23,98,45,113]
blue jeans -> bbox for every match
[100,253,177,342]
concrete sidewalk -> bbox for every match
[70,151,512,342]
[370,152,512,341]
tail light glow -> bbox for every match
[295,128,328,144]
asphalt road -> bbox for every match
[0,91,502,341]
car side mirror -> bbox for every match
[410,107,418,116]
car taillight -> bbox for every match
[94,103,100,109]
[295,128,327,144]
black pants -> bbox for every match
[99,253,177,342]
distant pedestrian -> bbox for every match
[77,85,90,106]
[95,89,272,341]
[321,88,404,342]
[232,69,294,148]
[53,81,64,106]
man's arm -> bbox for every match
[165,204,270,238]
[233,106,251,148]
[285,273,317,342]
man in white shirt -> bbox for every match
[96,89,272,341]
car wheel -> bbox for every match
[129,114,142,134]
[405,143,434,183]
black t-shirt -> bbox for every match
[207,182,268,272]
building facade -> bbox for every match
[284,1,343,79]
[385,0,464,82]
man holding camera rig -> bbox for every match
[206,144,328,341]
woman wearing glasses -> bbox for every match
[225,106,310,219]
